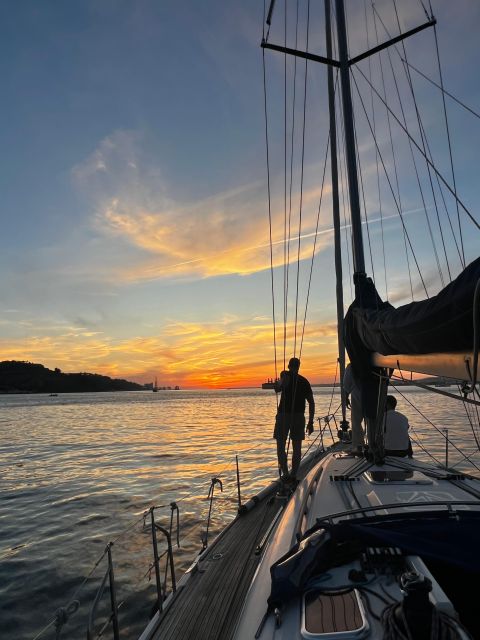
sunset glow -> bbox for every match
[1,1,479,388]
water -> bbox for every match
[0,387,478,639]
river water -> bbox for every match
[1,387,478,639]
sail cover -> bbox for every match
[346,257,479,356]
[344,258,480,418]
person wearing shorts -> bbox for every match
[274,357,315,481]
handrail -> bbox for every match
[157,524,176,597]
[86,543,120,640]
[149,508,177,613]
[202,477,223,550]
[235,455,242,510]
[314,500,480,529]
[169,502,180,548]
[316,413,338,451]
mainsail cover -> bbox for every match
[344,258,480,418]
[346,257,479,356]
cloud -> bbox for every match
[1,315,339,388]
[72,130,336,283]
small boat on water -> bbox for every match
[262,378,279,389]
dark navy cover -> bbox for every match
[343,257,480,419]
[268,511,480,607]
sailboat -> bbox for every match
[134,2,480,639]
[262,377,280,389]
[153,377,158,392]
[52,3,478,640]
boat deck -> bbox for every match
[146,445,341,640]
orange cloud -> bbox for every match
[73,130,335,283]
[0,318,339,388]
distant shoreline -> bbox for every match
[0,360,145,394]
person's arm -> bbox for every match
[306,383,315,434]
[345,393,351,409]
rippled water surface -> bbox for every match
[0,387,478,639]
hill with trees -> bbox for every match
[0,361,145,393]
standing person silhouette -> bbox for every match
[273,357,315,482]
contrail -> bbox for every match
[144,206,425,276]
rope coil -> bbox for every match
[54,600,80,639]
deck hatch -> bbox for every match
[301,588,368,638]
[364,470,432,484]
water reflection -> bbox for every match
[0,387,478,639]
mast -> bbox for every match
[325,0,346,424]
[334,0,386,459]
[334,0,365,285]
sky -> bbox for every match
[0,0,479,388]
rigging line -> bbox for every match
[47,546,109,635]
[474,396,480,442]
[293,0,310,357]
[336,69,354,301]
[383,375,478,459]
[391,1,448,285]
[407,427,443,467]
[327,359,339,418]
[299,133,331,359]
[417,0,430,21]
[283,0,287,371]
[304,411,342,463]
[262,46,279,382]
[171,441,277,505]
[461,394,480,452]
[330,11,353,301]
[365,0,389,301]
[377,15,456,282]
[354,65,480,232]
[392,375,480,472]
[401,58,480,121]
[343,0,376,294]
[285,0,300,370]
[262,0,266,40]
[392,385,480,471]
[331,9,353,300]
[450,448,480,471]
[301,430,324,460]
[351,69,429,297]
[31,620,56,640]
[371,2,413,302]
[373,5,466,266]
[353,97,376,285]
[264,0,275,42]
[389,375,480,408]
[460,395,480,457]
[357,1,378,289]
[466,278,480,394]
[110,512,150,545]
[432,23,466,268]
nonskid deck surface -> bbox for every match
[149,445,341,640]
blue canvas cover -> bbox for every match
[268,511,480,607]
